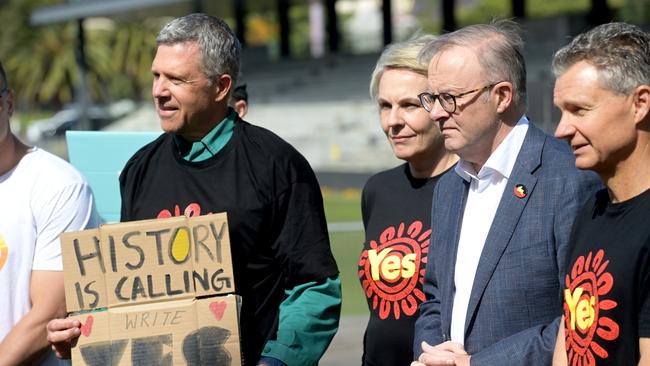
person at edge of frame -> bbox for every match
[0,59,99,365]
[551,22,650,366]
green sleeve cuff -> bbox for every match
[261,276,342,365]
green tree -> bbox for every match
[0,0,113,108]
[619,0,650,23]
[0,0,167,109]
[108,18,164,100]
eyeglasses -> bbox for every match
[0,86,7,95]
[418,83,500,114]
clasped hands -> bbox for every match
[411,341,471,366]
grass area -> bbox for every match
[322,187,362,222]
[330,230,368,316]
[322,189,369,317]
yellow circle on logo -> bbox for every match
[0,233,8,271]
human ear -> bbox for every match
[234,100,248,118]
[633,85,650,125]
[494,81,514,114]
[214,74,233,103]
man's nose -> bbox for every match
[554,115,576,140]
[428,97,450,122]
[152,78,170,97]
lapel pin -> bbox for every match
[514,184,527,198]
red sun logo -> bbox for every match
[564,249,619,366]
[358,220,429,320]
[157,203,208,218]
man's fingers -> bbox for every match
[47,326,81,344]
[46,318,81,359]
[448,342,467,355]
[46,318,82,360]
[46,318,80,332]
[422,340,468,355]
[418,342,460,365]
[418,352,456,365]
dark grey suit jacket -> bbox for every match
[413,123,602,364]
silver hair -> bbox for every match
[418,19,527,111]
[553,22,650,95]
[157,13,241,87]
[369,34,438,100]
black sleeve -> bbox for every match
[272,156,339,287]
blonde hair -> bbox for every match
[369,34,437,100]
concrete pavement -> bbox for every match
[320,315,367,366]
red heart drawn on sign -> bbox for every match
[209,301,227,321]
[80,315,94,337]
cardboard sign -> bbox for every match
[60,213,241,365]
[68,295,242,365]
[61,213,235,312]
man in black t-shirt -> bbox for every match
[552,23,650,365]
[46,14,341,366]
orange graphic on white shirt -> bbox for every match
[563,249,619,366]
[0,233,8,271]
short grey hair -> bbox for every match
[553,22,650,95]
[418,19,527,111]
[369,34,437,100]
[157,13,241,87]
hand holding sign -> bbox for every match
[57,213,242,366]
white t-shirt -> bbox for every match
[0,147,99,365]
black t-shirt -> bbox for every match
[358,163,447,366]
[119,119,339,365]
[562,188,650,365]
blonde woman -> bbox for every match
[358,35,457,366]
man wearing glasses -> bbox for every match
[411,21,600,365]
[0,60,99,364]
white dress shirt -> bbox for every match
[450,116,529,344]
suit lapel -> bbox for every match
[463,124,546,336]
[437,172,470,339]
